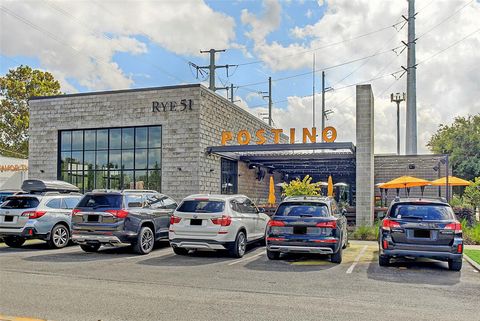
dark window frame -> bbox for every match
[220,158,238,195]
[57,125,162,193]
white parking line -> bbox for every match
[227,251,264,266]
[346,245,368,274]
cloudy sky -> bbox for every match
[1,0,479,154]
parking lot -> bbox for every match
[0,240,478,321]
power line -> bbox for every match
[417,0,474,39]
[417,27,480,65]
[236,21,404,66]
[237,46,401,88]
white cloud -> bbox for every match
[0,0,235,91]
[305,9,313,19]
[240,0,480,154]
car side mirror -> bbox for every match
[128,202,143,208]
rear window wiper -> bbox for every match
[402,216,424,220]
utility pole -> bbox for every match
[268,77,272,127]
[229,84,239,103]
[192,49,237,92]
[313,54,316,128]
[321,70,325,141]
[391,93,406,155]
[404,0,417,155]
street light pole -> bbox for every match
[391,93,406,155]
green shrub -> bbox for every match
[351,222,380,241]
[461,220,480,245]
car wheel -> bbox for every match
[379,255,390,266]
[4,236,25,248]
[133,226,155,255]
[266,249,280,260]
[80,244,101,252]
[172,247,189,255]
[331,246,343,264]
[448,259,462,271]
[229,231,247,258]
[48,224,70,249]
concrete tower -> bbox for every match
[406,0,417,154]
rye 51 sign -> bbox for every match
[221,127,337,145]
[152,99,193,112]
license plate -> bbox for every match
[4,215,14,222]
[293,226,307,235]
[190,219,202,226]
[414,229,430,238]
[87,215,100,223]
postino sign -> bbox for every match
[221,127,337,146]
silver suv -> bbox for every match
[0,180,82,249]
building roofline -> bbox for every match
[29,83,201,101]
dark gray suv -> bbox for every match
[378,198,463,271]
[72,190,177,254]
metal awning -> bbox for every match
[206,142,356,178]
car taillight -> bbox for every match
[383,239,389,249]
[382,219,400,231]
[457,243,463,253]
[170,216,181,224]
[445,222,462,233]
[316,221,337,228]
[72,209,81,216]
[105,209,129,218]
[21,211,46,219]
[267,237,285,241]
[268,220,285,227]
[211,215,232,226]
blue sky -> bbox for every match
[1,0,479,153]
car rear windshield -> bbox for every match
[77,194,123,209]
[389,203,454,221]
[0,197,40,209]
[275,202,329,217]
[177,200,225,213]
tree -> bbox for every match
[282,175,323,197]
[464,177,480,214]
[0,65,62,158]
[427,114,480,181]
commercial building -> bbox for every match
[0,155,28,190]
[28,84,448,225]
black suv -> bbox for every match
[378,198,463,271]
[72,190,177,254]
[266,196,348,263]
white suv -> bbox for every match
[169,194,270,258]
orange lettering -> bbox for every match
[256,129,267,145]
[221,131,233,145]
[271,129,283,144]
[289,128,295,144]
[237,130,251,145]
[302,128,317,143]
[323,126,337,143]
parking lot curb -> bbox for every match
[464,254,480,271]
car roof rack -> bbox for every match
[283,195,329,201]
[21,179,80,194]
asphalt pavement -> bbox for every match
[0,240,478,321]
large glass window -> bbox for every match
[221,158,238,195]
[58,126,162,193]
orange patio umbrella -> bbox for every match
[430,176,472,186]
[268,176,276,205]
[327,175,334,197]
[379,176,431,189]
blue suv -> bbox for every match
[266,196,348,263]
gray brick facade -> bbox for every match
[29,84,283,203]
